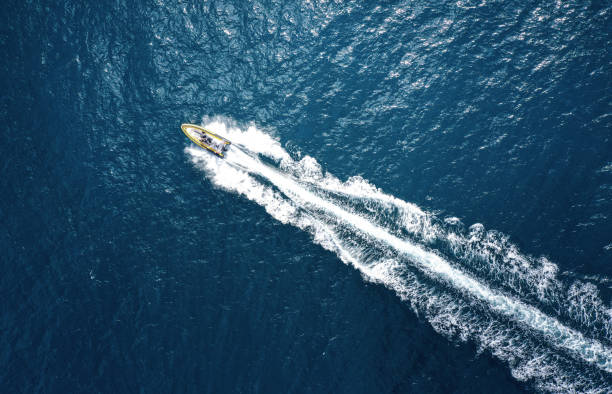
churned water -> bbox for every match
[1,1,611,392]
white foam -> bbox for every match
[185,119,612,391]
[286,150,612,343]
[199,116,291,162]
[187,146,296,224]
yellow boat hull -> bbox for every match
[181,123,231,157]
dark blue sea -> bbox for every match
[2,0,611,392]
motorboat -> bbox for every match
[181,123,230,157]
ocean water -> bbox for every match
[1,0,611,392]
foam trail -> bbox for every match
[224,148,612,373]
[186,118,612,390]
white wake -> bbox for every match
[186,118,612,392]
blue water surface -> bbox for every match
[1,0,611,392]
